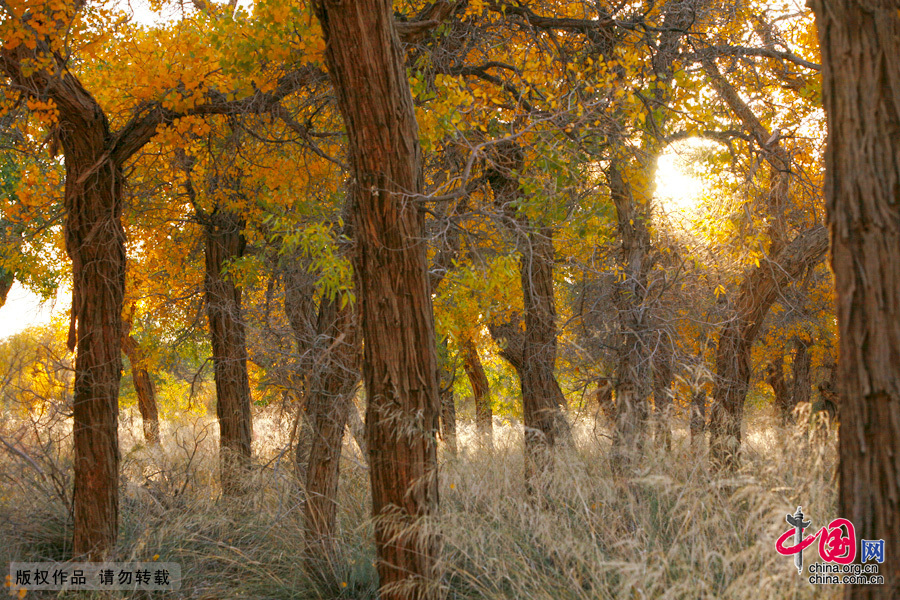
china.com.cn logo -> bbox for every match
[775,506,885,585]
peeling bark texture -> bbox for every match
[811,1,900,596]
[204,209,252,497]
[790,339,810,409]
[766,352,792,426]
[312,1,442,597]
[304,291,359,577]
[121,333,160,444]
[708,226,828,469]
[0,53,127,558]
[67,131,125,561]
[487,141,571,482]
[462,336,493,447]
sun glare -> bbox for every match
[655,139,712,221]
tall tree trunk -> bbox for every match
[312,2,442,597]
[790,339,810,409]
[766,351,792,426]
[811,2,900,595]
[462,336,492,447]
[282,259,319,480]
[121,334,160,444]
[204,209,252,497]
[606,159,654,459]
[487,141,571,481]
[709,227,828,469]
[66,140,125,560]
[0,65,136,558]
[304,292,359,575]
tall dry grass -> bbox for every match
[0,405,838,599]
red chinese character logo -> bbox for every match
[776,517,856,564]
[818,518,855,564]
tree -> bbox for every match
[121,316,160,445]
[311,1,444,597]
[486,141,571,481]
[810,0,900,596]
[461,335,492,447]
[203,206,253,495]
[1,0,322,555]
[304,287,358,579]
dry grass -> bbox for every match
[0,405,839,599]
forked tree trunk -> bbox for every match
[121,334,160,444]
[304,292,359,574]
[312,2,442,597]
[204,209,252,496]
[709,227,828,469]
[811,1,900,595]
[462,336,492,447]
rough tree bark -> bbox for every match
[487,141,571,481]
[1,49,128,559]
[304,291,359,576]
[311,1,442,597]
[708,226,828,469]
[811,1,900,596]
[203,209,253,496]
[121,332,160,445]
[462,336,493,447]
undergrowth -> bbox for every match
[0,405,839,599]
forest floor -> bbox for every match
[1,405,839,599]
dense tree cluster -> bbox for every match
[1,0,897,598]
